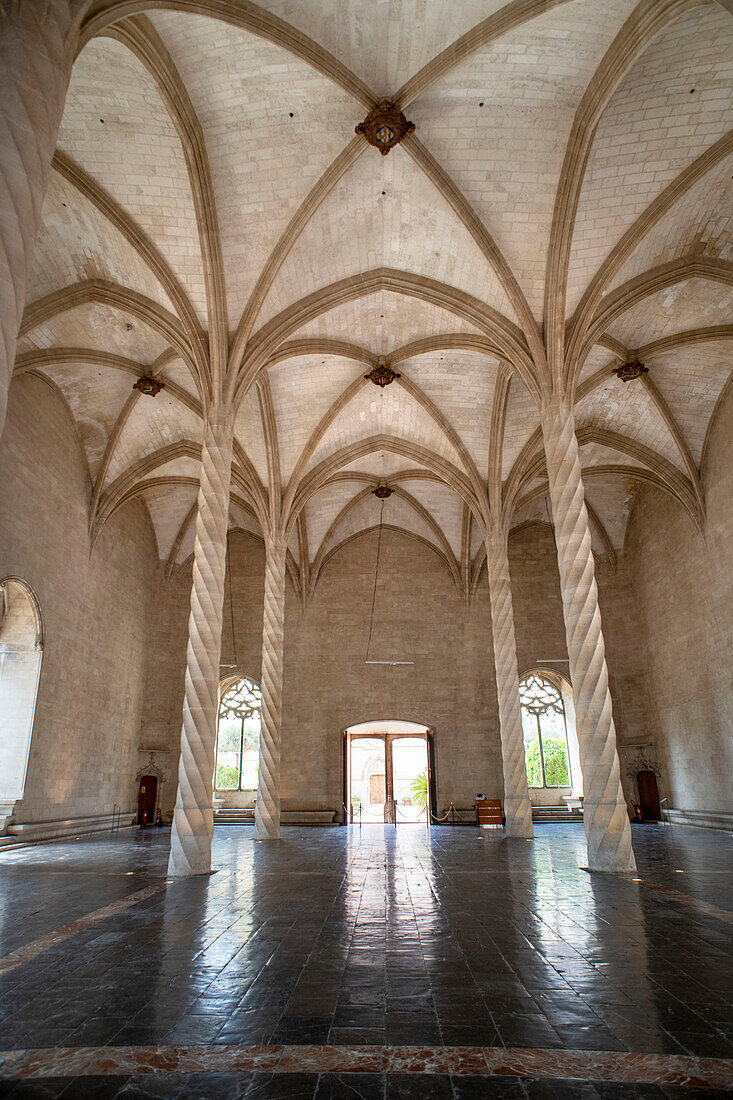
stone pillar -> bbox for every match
[168,412,234,876]
[254,537,287,839]
[541,398,635,872]
[485,527,533,837]
[0,0,86,436]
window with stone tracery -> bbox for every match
[520,673,571,789]
[215,677,261,790]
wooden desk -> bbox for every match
[476,798,504,826]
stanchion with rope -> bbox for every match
[427,802,457,824]
[394,804,429,824]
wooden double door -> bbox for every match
[344,731,436,825]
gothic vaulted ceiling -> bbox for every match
[17,0,733,599]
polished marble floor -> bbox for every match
[0,823,732,1098]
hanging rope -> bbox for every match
[365,500,385,662]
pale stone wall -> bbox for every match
[136,566,191,818]
[285,530,501,815]
[621,384,733,816]
[4,371,729,828]
[161,523,579,818]
[0,373,157,825]
[507,522,572,808]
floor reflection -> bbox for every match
[0,821,731,1070]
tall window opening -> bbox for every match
[215,678,261,791]
[0,579,43,822]
[520,673,572,789]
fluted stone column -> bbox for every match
[486,527,533,837]
[542,398,635,872]
[0,0,87,436]
[254,537,287,839]
[168,413,234,876]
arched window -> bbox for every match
[520,673,572,789]
[0,579,43,820]
[215,678,261,791]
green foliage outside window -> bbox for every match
[524,743,543,787]
[216,762,240,790]
[524,737,570,787]
[410,770,428,810]
[520,674,572,788]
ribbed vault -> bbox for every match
[16,0,732,595]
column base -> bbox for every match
[504,797,534,838]
[583,800,636,872]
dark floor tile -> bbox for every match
[439,1023,502,1046]
[176,1074,252,1100]
[269,1017,331,1045]
[163,1015,228,1044]
[386,1076,452,1100]
[114,1076,189,1100]
[328,1027,387,1046]
[664,1029,733,1058]
[313,1074,385,1100]
[491,1014,563,1049]
[524,1081,602,1099]
[592,1085,667,1099]
[58,1078,133,1100]
[1,1083,74,1100]
[451,1078,527,1098]
[333,1005,385,1028]
[244,1074,318,1099]
[553,1024,628,1051]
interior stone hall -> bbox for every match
[1,0,732,1096]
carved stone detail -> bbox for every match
[168,413,234,876]
[372,484,394,499]
[135,750,167,785]
[355,100,415,155]
[486,528,533,838]
[133,376,165,396]
[542,400,635,872]
[364,358,400,387]
[623,745,661,778]
[614,359,648,382]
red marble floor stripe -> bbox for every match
[0,881,171,975]
[0,1045,731,1089]
[638,880,733,925]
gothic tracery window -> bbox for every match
[215,677,261,790]
[520,673,571,788]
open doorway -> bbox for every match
[0,578,43,830]
[344,720,433,824]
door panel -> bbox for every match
[637,770,661,821]
[137,775,157,826]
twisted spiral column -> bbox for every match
[0,0,86,436]
[486,527,533,838]
[254,538,287,839]
[168,414,234,877]
[542,399,635,872]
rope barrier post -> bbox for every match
[451,803,455,828]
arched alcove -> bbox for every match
[519,669,583,807]
[0,578,43,829]
[214,676,262,807]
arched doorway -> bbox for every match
[519,670,583,807]
[214,677,262,798]
[344,720,434,824]
[0,579,43,829]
